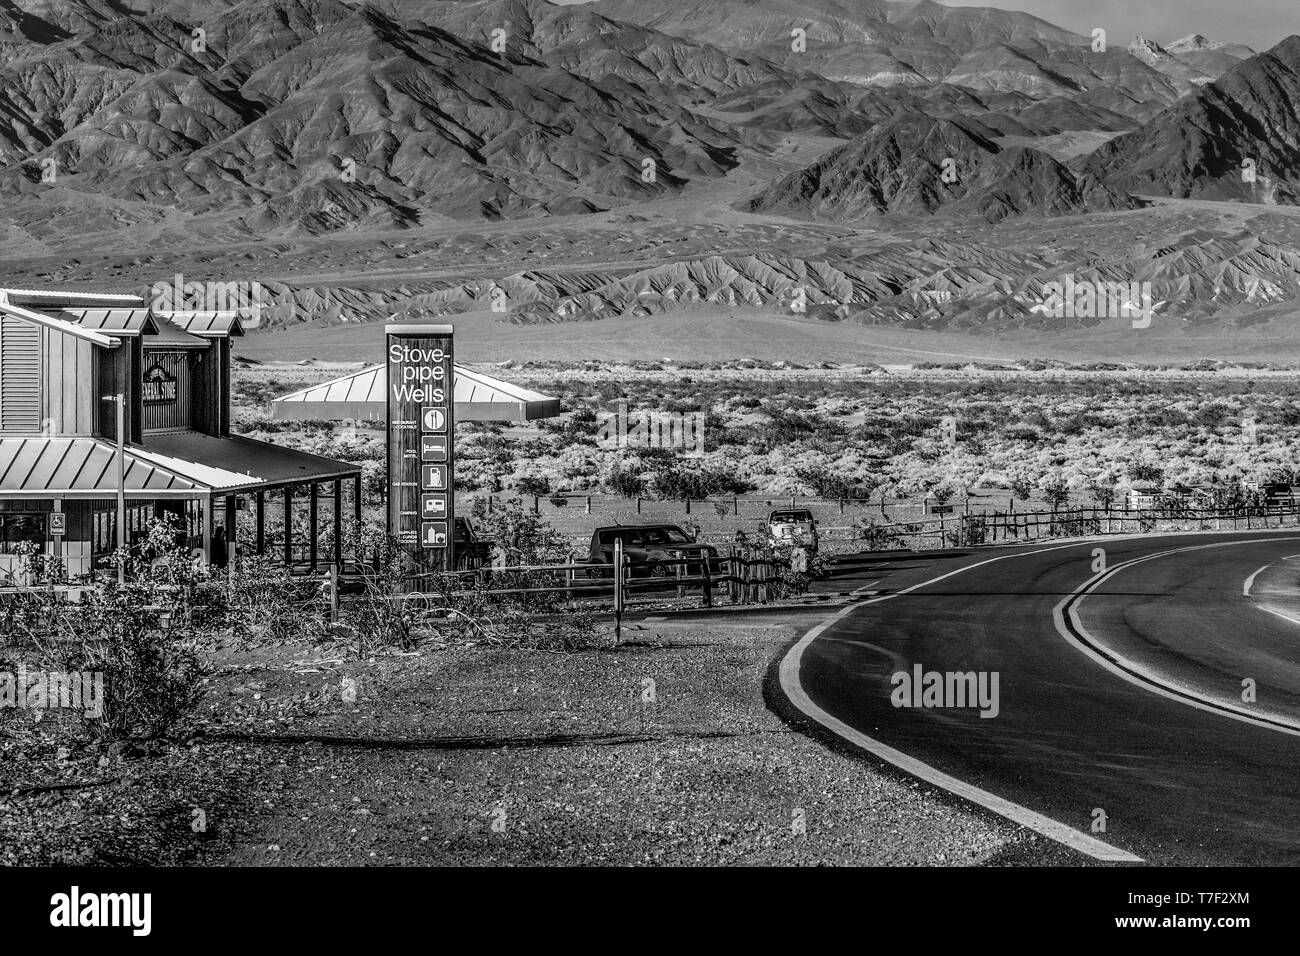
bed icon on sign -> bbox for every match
[421,464,447,490]
[420,435,447,462]
[421,521,449,549]
[422,407,447,432]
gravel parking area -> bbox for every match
[3,609,1089,866]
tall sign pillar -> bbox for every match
[386,324,455,585]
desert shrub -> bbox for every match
[1040,477,1070,511]
[1009,474,1035,501]
[13,526,210,740]
[516,474,551,497]
[853,517,902,551]
[651,462,750,500]
[605,461,647,498]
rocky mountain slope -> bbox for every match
[1085,35,1300,204]
[0,0,745,230]
[745,114,1133,221]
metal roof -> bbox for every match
[60,308,160,336]
[144,319,209,349]
[0,289,143,309]
[0,434,359,499]
[269,364,561,422]
[0,438,205,498]
[0,302,119,347]
[138,433,361,490]
[159,311,246,337]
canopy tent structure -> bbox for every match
[268,364,561,423]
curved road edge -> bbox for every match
[1055,537,1300,737]
[776,543,1145,864]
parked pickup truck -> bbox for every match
[585,524,719,578]
[767,508,819,551]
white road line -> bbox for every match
[1244,563,1271,596]
[779,539,1144,863]
[1055,537,1300,738]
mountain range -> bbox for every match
[0,0,1290,237]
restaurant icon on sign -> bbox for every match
[422,407,447,432]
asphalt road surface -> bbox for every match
[783,530,1300,864]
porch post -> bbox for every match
[353,473,363,568]
[224,495,237,554]
[202,495,213,565]
[308,482,319,572]
[283,485,293,568]
[255,491,265,555]
[333,478,343,569]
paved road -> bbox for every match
[783,531,1300,864]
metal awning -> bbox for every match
[0,434,360,499]
[59,308,160,336]
[269,364,562,423]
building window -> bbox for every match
[92,505,153,555]
[0,514,47,554]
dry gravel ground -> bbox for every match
[2,611,1090,866]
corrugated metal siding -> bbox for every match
[0,314,40,434]
[141,350,192,431]
[40,326,94,435]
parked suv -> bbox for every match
[586,524,719,578]
[767,508,819,551]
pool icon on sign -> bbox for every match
[422,407,447,432]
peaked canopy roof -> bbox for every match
[270,364,561,423]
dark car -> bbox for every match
[586,524,719,578]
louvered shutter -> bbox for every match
[0,314,40,433]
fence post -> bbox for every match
[701,552,713,608]
[636,497,642,514]
[328,564,339,623]
[733,494,739,516]
[839,497,845,516]
[685,498,691,515]
[613,537,624,645]
[532,495,539,515]
[586,495,592,515]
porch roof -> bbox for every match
[0,433,359,500]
